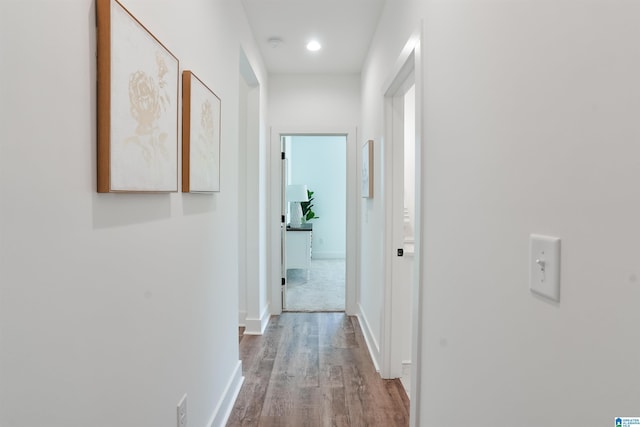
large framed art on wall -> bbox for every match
[96,0,179,193]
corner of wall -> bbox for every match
[238,310,247,327]
[244,303,271,335]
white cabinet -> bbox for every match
[286,228,312,272]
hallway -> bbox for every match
[227,313,409,426]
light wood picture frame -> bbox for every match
[182,71,221,193]
[97,0,179,193]
[362,139,374,198]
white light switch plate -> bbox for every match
[177,394,187,427]
[529,234,561,301]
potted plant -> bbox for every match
[300,189,319,222]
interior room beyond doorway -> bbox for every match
[283,135,347,311]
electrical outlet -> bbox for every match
[177,394,187,427]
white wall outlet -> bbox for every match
[529,234,561,301]
[177,394,187,427]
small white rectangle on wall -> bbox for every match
[529,234,561,301]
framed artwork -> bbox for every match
[182,71,221,193]
[362,140,374,198]
[97,0,179,193]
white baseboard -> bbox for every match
[312,251,346,260]
[238,310,247,327]
[401,361,412,400]
[207,360,244,427]
[357,303,380,372]
[244,303,271,335]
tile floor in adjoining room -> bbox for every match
[285,258,345,312]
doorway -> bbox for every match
[269,126,358,317]
[282,135,347,312]
[380,31,423,426]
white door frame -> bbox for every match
[280,149,288,310]
[268,126,359,316]
[380,28,424,427]
[381,78,413,378]
[238,48,268,335]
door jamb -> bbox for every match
[268,126,359,316]
[380,27,424,427]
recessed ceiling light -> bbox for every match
[306,40,321,52]
[268,37,283,48]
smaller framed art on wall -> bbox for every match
[182,71,222,193]
[362,139,374,198]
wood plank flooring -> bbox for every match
[227,313,410,427]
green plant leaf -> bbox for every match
[301,189,319,221]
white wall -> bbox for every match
[290,135,347,259]
[362,0,640,425]
[269,74,360,128]
[238,75,249,325]
[0,1,267,426]
[268,74,360,314]
[403,85,416,244]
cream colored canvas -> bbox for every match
[109,1,178,192]
[189,76,221,192]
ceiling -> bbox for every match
[240,0,386,74]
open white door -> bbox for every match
[280,141,287,310]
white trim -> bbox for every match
[244,303,271,335]
[378,25,425,427]
[401,361,412,399]
[238,47,267,348]
[269,126,358,316]
[207,361,244,427]
[357,303,381,372]
[410,23,425,427]
[381,38,416,380]
[380,88,406,379]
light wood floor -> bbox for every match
[227,313,410,427]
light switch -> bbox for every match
[529,234,561,301]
